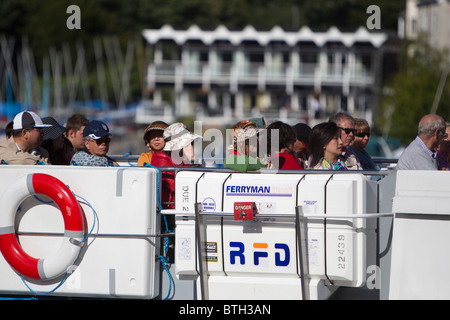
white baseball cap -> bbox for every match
[13,111,52,130]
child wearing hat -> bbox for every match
[151,123,202,209]
[137,120,168,166]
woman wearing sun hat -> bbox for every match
[137,120,168,166]
[224,120,266,173]
[151,122,202,209]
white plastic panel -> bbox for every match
[222,221,297,276]
[0,166,159,299]
[298,174,374,287]
[390,171,450,299]
[223,174,303,214]
[297,174,331,215]
[174,171,378,299]
[389,214,450,299]
[197,172,232,213]
[208,276,302,300]
[175,219,197,279]
[173,171,205,280]
[174,171,205,214]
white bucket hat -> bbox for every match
[163,123,201,151]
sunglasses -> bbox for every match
[355,132,370,138]
[339,127,356,135]
[144,133,164,145]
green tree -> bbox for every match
[377,37,450,145]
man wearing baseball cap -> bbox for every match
[0,111,52,165]
[70,120,118,166]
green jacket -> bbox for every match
[223,154,266,173]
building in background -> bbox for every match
[399,0,450,52]
[139,24,397,127]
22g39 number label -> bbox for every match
[337,234,346,270]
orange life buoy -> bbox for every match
[0,173,85,280]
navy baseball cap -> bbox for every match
[83,120,112,140]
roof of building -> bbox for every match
[142,24,388,48]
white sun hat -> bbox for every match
[163,123,201,151]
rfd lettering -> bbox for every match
[229,242,290,266]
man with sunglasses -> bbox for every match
[0,111,52,165]
[397,113,447,170]
[70,120,118,166]
[329,112,362,170]
[348,118,378,170]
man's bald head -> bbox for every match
[418,114,446,138]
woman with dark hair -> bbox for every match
[41,117,73,165]
[308,122,355,170]
[293,122,311,168]
[266,121,303,169]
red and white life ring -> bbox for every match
[0,173,85,280]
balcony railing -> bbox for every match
[151,61,374,86]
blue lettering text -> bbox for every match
[275,243,290,266]
[230,242,245,265]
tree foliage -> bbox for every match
[377,37,450,144]
[0,0,402,43]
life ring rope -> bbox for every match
[21,189,97,296]
[0,173,86,281]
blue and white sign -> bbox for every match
[202,197,216,211]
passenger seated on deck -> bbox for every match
[70,120,119,167]
[224,120,266,173]
[64,114,89,152]
[41,117,73,165]
[437,122,450,170]
[397,113,447,170]
[152,122,202,210]
[137,120,168,167]
[266,121,303,169]
[328,112,361,170]
[308,122,358,170]
[5,121,13,139]
[348,118,378,170]
[293,122,311,168]
[0,111,51,165]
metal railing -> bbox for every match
[150,61,375,85]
